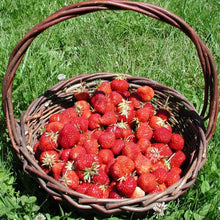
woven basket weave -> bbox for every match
[2,0,219,215]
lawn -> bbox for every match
[0,0,219,219]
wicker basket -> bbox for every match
[2,0,219,215]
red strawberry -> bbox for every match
[74,88,90,101]
[58,123,80,149]
[74,100,90,117]
[98,149,114,164]
[116,176,137,197]
[85,183,104,198]
[134,153,152,175]
[110,155,135,180]
[33,141,41,159]
[69,145,86,160]
[137,86,154,102]
[98,131,116,149]
[46,121,64,133]
[78,133,88,146]
[92,169,110,185]
[117,100,135,123]
[39,132,58,151]
[74,153,98,171]
[61,170,79,190]
[156,108,171,121]
[170,167,182,175]
[109,188,123,199]
[145,146,162,163]
[100,111,117,126]
[96,81,112,95]
[49,113,62,123]
[170,151,186,168]
[152,168,169,184]
[153,127,172,144]
[150,159,169,172]
[130,186,145,198]
[138,173,158,193]
[149,115,166,130]
[39,150,59,168]
[111,77,129,93]
[137,138,151,154]
[109,91,123,106]
[70,116,89,133]
[51,161,66,181]
[88,113,101,130]
[83,139,99,154]
[128,92,142,109]
[90,130,104,140]
[143,102,155,118]
[169,133,185,151]
[135,106,150,123]
[151,143,173,159]
[111,139,125,155]
[165,171,181,187]
[136,123,153,140]
[122,141,141,161]
[60,148,71,161]
[62,107,78,120]
[75,182,92,194]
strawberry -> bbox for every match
[71,116,89,133]
[69,145,86,160]
[153,127,172,144]
[128,92,142,109]
[74,100,91,117]
[96,81,112,95]
[156,108,171,121]
[117,100,135,123]
[78,133,88,146]
[170,151,186,168]
[85,183,103,198]
[122,141,141,161]
[151,168,168,184]
[130,186,145,198]
[98,149,114,164]
[60,148,71,161]
[150,159,169,172]
[111,77,129,93]
[39,150,59,168]
[135,106,150,123]
[83,139,99,154]
[98,131,116,149]
[90,129,104,140]
[137,86,154,102]
[143,102,155,118]
[92,169,110,185]
[138,173,158,193]
[62,160,75,175]
[51,161,66,181]
[45,121,64,133]
[170,167,182,175]
[111,139,125,155]
[75,182,92,194]
[100,111,117,126]
[149,115,166,130]
[62,107,78,120]
[116,176,137,197]
[49,113,62,123]
[33,141,41,159]
[61,170,79,190]
[74,88,90,101]
[137,138,151,154]
[109,189,123,199]
[165,171,181,187]
[145,146,162,163]
[109,91,123,106]
[110,155,135,180]
[39,132,58,151]
[151,143,173,159]
[134,153,152,175]
[136,123,153,140]
[88,113,101,130]
[169,133,185,151]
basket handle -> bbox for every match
[2,0,218,149]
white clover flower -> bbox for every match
[35,213,46,220]
[57,73,66,81]
[153,202,168,216]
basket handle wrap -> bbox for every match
[2,0,219,151]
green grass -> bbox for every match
[0,0,219,219]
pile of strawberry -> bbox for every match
[33,76,186,199]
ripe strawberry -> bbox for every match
[62,107,78,120]
[74,88,90,101]
[49,113,62,123]
[117,100,135,123]
[75,182,92,194]
[135,106,150,123]
[137,86,154,102]
[78,133,88,146]
[109,188,123,199]
[145,146,162,163]
[74,100,90,117]
[109,91,123,106]
[69,145,86,160]
[100,111,117,126]
[90,129,104,140]
[39,132,58,151]
[85,183,104,198]
[151,168,168,184]
[136,123,153,140]
[137,138,151,154]
[92,169,110,185]
[150,159,169,172]
[71,116,89,133]
[98,131,116,149]
[33,141,41,159]
[96,81,112,95]
[116,176,137,197]
[40,150,59,168]
[149,115,166,130]
[151,143,173,159]
[62,160,75,175]
[61,170,79,190]
[111,77,129,93]
[156,108,171,121]
[138,173,158,193]
[170,167,182,175]
[45,121,64,133]
[60,148,71,161]
[110,155,135,180]
[134,153,152,175]
[88,113,101,130]
[170,151,186,168]
[153,127,172,144]
[130,186,145,198]
[122,141,141,161]
[111,139,125,155]
[51,161,66,180]
[165,171,181,187]
[128,92,142,109]
[98,149,114,164]
[83,139,99,154]
[169,133,185,151]
[143,102,155,118]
